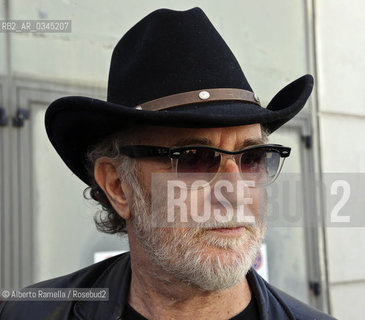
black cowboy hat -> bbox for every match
[45,7,314,185]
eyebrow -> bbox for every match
[173,137,265,149]
[237,138,265,149]
[173,137,212,146]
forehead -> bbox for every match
[132,124,262,148]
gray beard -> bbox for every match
[129,180,266,292]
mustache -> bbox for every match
[150,216,265,230]
[196,220,265,231]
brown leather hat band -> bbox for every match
[134,88,261,111]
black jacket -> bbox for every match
[0,252,336,319]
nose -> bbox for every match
[210,154,247,207]
[220,154,241,173]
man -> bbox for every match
[0,7,335,320]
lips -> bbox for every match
[208,226,246,235]
[211,201,246,209]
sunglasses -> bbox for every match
[120,144,290,187]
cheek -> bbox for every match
[137,161,152,186]
[249,188,267,220]
[245,187,261,210]
[138,160,173,189]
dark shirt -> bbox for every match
[123,294,259,320]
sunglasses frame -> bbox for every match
[120,143,291,187]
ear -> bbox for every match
[94,158,131,220]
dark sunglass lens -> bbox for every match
[177,149,220,173]
[241,149,265,172]
[265,150,280,178]
[240,149,281,184]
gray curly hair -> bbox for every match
[84,128,139,234]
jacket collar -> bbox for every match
[74,253,131,320]
[246,269,270,320]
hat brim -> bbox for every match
[45,74,313,185]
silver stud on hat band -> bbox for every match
[199,91,210,100]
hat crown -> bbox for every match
[107,7,253,107]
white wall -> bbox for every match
[7,0,308,101]
[0,2,8,75]
[316,0,365,318]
